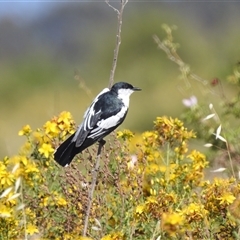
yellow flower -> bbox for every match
[135,203,145,214]
[26,223,39,235]
[19,142,32,155]
[0,162,7,176]
[182,202,208,221]
[162,212,184,225]
[57,197,67,206]
[44,120,60,136]
[142,131,158,147]
[150,188,157,195]
[25,207,36,219]
[57,111,73,124]
[185,203,200,214]
[146,196,158,204]
[79,237,94,240]
[188,150,208,170]
[101,232,124,240]
[0,204,11,217]
[154,116,195,148]
[101,235,112,240]
[38,143,54,158]
[0,172,15,187]
[161,212,184,236]
[56,111,75,137]
[18,125,32,136]
[116,130,123,138]
[32,130,44,144]
[20,156,28,166]
[218,192,236,205]
[145,163,161,174]
[40,196,49,207]
[117,129,134,140]
[24,162,39,174]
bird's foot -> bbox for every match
[97,139,106,156]
[99,139,106,147]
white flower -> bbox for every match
[128,155,138,170]
[182,96,197,108]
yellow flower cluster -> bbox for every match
[0,111,75,239]
[1,114,240,239]
[154,116,196,157]
[116,129,134,141]
[0,156,40,238]
[126,117,239,239]
[161,212,184,237]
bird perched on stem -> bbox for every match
[54,82,141,167]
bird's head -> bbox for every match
[111,82,141,98]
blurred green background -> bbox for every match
[1,1,240,157]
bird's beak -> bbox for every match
[133,86,141,91]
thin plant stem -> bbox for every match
[83,0,128,235]
[210,105,235,178]
[153,34,209,86]
[225,138,236,179]
[82,140,105,236]
[150,220,161,240]
[106,0,128,88]
[166,142,170,184]
[20,180,27,240]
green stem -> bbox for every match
[20,179,27,240]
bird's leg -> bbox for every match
[83,139,106,236]
[97,139,106,156]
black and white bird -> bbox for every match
[54,82,141,167]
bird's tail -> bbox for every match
[54,134,78,167]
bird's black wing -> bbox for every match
[74,88,109,147]
[85,92,128,141]
[54,88,109,166]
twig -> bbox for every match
[106,0,128,88]
[153,34,209,86]
[74,70,93,99]
[83,1,128,235]
[82,139,105,236]
[153,34,183,67]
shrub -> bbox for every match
[1,112,240,239]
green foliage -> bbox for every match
[1,112,240,239]
[154,24,240,179]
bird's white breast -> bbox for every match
[117,88,134,107]
[98,88,132,129]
